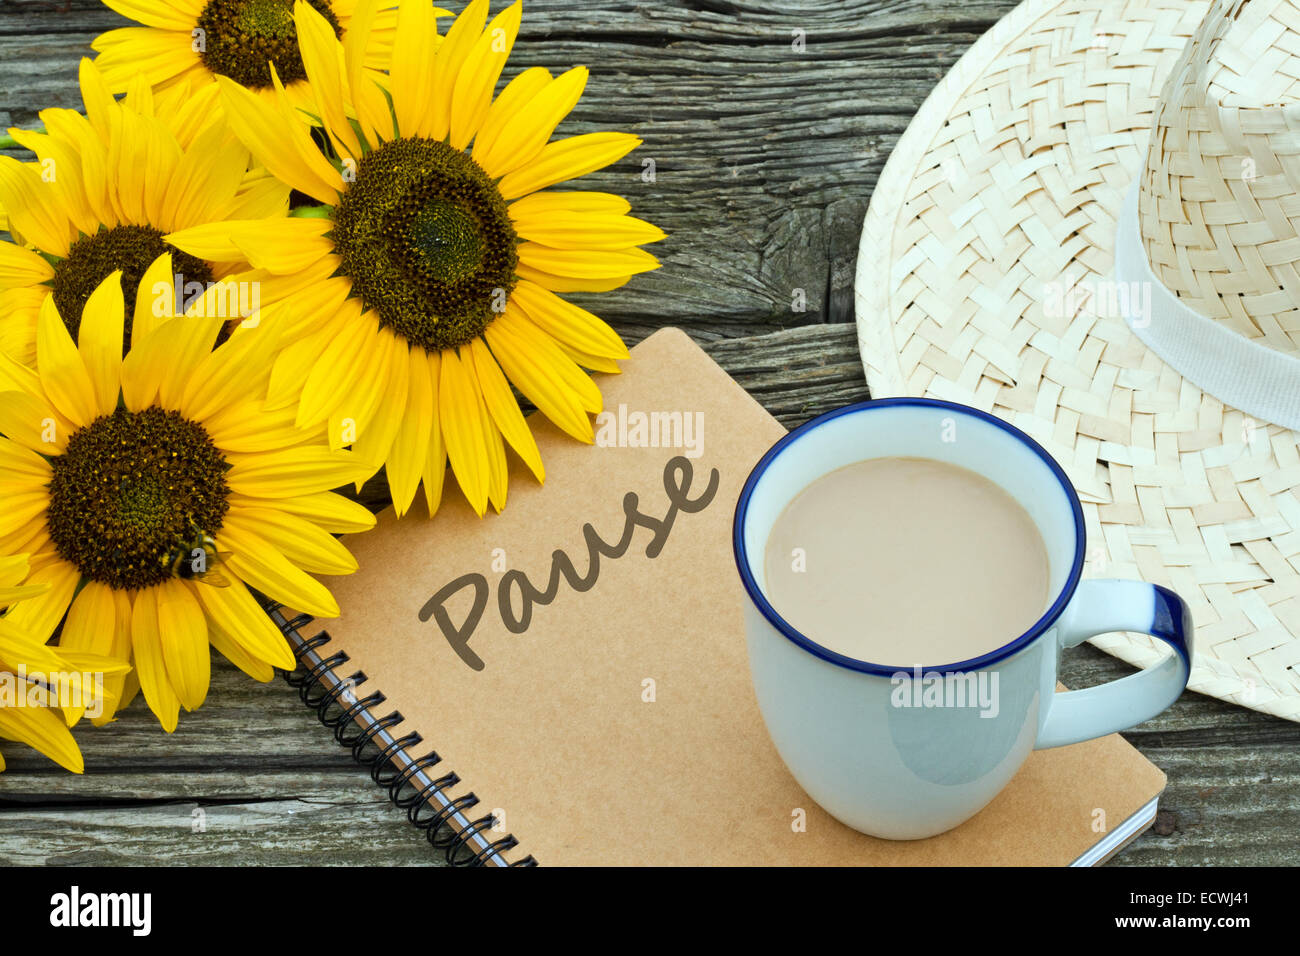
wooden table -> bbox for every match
[1,0,1297,866]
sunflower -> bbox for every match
[0,58,289,366]
[166,0,663,519]
[0,554,129,772]
[0,264,376,732]
[91,0,429,119]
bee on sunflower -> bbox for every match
[0,554,129,772]
[0,58,289,366]
[0,264,376,732]
[91,0,425,118]
[167,0,664,519]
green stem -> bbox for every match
[289,205,333,219]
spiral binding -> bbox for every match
[259,597,537,867]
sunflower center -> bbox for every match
[46,407,231,591]
[332,137,519,352]
[51,225,214,352]
[196,0,341,89]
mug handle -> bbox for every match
[1035,579,1192,749]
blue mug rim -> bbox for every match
[732,398,1087,676]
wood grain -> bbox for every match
[2,0,1296,867]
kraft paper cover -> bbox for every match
[317,327,1167,865]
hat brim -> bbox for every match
[855,0,1300,721]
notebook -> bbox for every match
[267,327,1167,866]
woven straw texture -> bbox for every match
[857,0,1300,721]
[1141,0,1300,349]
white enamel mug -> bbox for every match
[733,398,1192,840]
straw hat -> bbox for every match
[857,0,1300,721]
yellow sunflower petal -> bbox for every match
[208,621,275,682]
[59,583,132,726]
[297,305,377,427]
[178,320,277,423]
[555,341,624,374]
[0,700,84,773]
[470,65,551,177]
[204,400,321,455]
[91,27,200,91]
[517,244,659,281]
[192,577,295,671]
[327,324,392,452]
[2,558,77,648]
[121,313,222,412]
[513,211,666,252]
[449,0,522,151]
[0,618,67,676]
[78,57,118,143]
[102,0,199,31]
[421,391,448,517]
[437,346,491,517]
[227,170,292,221]
[498,132,642,200]
[424,0,489,141]
[515,263,633,293]
[223,536,340,619]
[484,404,508,513]
[131,252,178,346]
[162,122,247,233]
[215,75,340,205]
[508,190,631,219]
[56,582,113,723]
[389,0,440,138]
[0,553,34,589]
[353,333,410,472]
[510,278,629,359]
[0,287,45,367]
[73,582,132,723]
[8,127,95,238]
[475,66,587,179]
[387,344,435,517]
[165,219,333,272]
[483,304,597,442]
[0,241,55,288]
[77,272,127,417]
[266,319,342,410]
[159,222,244,262]
[344,0,396,146]
[0,394,70,456]
[131,587,180,732]
[222,508,358,577]
[156,579,209,712]
[468,336,543,482]
[246,491,376,534]
[225,446,371,498]
[0,489,49,541]
[0,158,71,256]
[36,297,97,428]
[0,345,42,397]
[135,114,184,228]
[295,0,362,158]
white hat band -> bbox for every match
[1116,180,1300,433]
